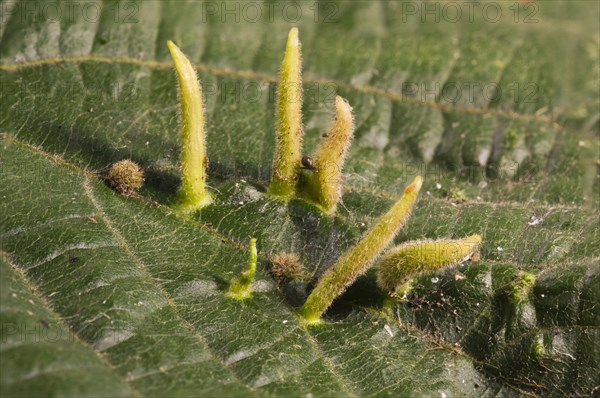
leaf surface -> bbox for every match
[1,1,598,396]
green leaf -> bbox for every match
[1,1,598,396]
[0,254,134,398]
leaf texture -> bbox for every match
[1,1,598,396]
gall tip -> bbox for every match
[166,40,191,71]
[335,96,353,119]
[288,27,299,47]
[166,40,179,55]
[404,176,423,194]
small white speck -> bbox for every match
[238,201,244,205]
[528,216,542,226]
[11,293,17,298]
[48,292,57,297]
[282,320,288,324]
[441,392,447,398]
[359,222,366,227]
[478,181,488,189]
[476,302,480,307]
[137,301,144,306]
[27,310,33,316]
[497,246,503,252]
[541,294,545,298]
[28,299,34,305]
[240,179,247,183]
[431,277,439,283]
[89,108,94,113]
[102,300,107,304]
[384,324,394,337]
[145,141,149,145]
[436,183,442,189]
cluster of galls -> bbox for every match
[106,28,484,324]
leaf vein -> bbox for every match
[80,176,257,392]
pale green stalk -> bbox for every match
[227,238,258,300]
[306,96,355,213]
[300,176,423,324]
[376,235,482,294]
[269,27,304,199]
[167,40,211,212]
